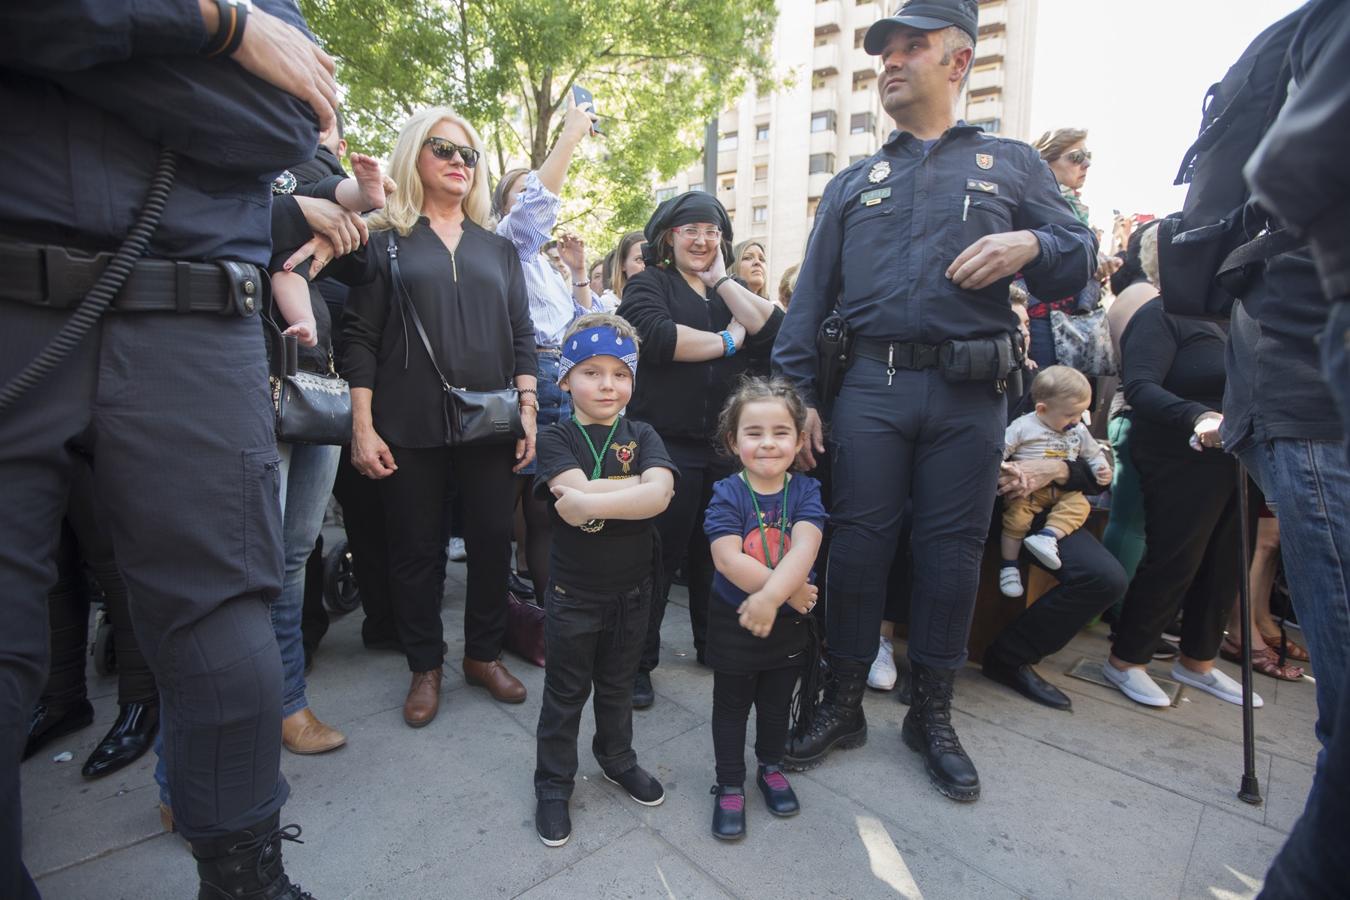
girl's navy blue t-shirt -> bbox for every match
[703,473,827,609]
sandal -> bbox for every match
[1259,627,1310,662]
[1221,637,1304,682]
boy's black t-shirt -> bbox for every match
[534,416,679,593]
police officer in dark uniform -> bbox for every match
[0,2,338,897]
[773,0,1096,801]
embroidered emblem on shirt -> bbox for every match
[868,160,891,183]
[975,153,994,170]
[271,170,297,195]
[611,440,637,475]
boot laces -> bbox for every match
[227,824,305,890]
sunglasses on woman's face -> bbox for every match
[1066,149,1092,166]
[423,136,480,168]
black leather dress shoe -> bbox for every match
[507,570,535,600]
[632,671,654,709]
[24,699,94,761]
[82,701,160,779]
[982,660,1072,711]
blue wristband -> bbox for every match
[720,330,737,357]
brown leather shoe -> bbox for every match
[462,657,527,704]
[403,670,443,727]
[281,708,347,755]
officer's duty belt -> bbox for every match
[852,337,941,370]
[0,241,263,317]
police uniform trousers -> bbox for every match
[0,299,288,895]
[824,357,1005,668]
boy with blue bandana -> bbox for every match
[532,313,678,847]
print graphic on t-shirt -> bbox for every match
[611,440,637,475]
[743,500,790,567]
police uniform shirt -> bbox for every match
[774,123,1097,405]
[534,416,679,593]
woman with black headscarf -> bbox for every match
[619,191,783,707]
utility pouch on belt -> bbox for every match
[938,334,1015,388]
[816,313,853,411]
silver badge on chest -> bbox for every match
[868,160,891,184]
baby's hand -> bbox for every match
[550,484,594,528]
[349,153,387,211]
[1095,465,1113,486]
[786,582,818,615]
[737,592,777,638]
[282,320,318,348]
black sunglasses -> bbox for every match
[423,136,480,168]
[1066,149,1092,165]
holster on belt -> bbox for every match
[815,313,853,413]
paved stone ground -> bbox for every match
[25,560,1318,899]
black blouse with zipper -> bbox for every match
[341,217,536,449]
[619,265,783,451]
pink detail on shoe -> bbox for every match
[718,793,745,812]
[762,771,790,791]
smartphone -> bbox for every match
[571,85,603,135]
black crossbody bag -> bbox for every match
[264,314,352,446]
[387,234,523,446]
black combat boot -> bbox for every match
[901,662,980,802]
[191,812,316,899]
[782,657,867,771]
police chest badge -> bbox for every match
[975,153,994,170]
[271,170,297,195]
[868,160,890,184]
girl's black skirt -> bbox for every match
[705,595,810,673]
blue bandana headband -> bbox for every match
[558,326,639,382]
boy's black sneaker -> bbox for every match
[632,672,654,709]
[756,764,800,817]
[603,765,665,806]
[710,785,746,840]
[536,798,571,847]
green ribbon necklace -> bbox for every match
[572,415,622,532]
[741,470,790,568]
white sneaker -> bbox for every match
[1023,532,1062,570]
[868,637,897,690]
[447,537,467,562]
[1171,664,1264,708]
[999,566,1024,597]
[1101,661,1170,707]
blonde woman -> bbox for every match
[601,230,647,309]
[731,240,768,298]
[776,263,799,312]
[342,107,538,727]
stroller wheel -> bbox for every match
[323,538,361,614]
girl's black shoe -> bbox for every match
[756,764,800,817]
[710,784,746,841]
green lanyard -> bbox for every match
[573,416,622,480]
[741,471,790,569]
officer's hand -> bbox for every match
[352,425,397,479]
[294,197,368,256]
[797,407,825,471]
[947,231,1041,291]
[230,4,339,133]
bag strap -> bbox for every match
[261,312,298,380]
[387,234,452,393]
[1216,228,1305,283]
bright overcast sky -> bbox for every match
[1028,0,1306,237]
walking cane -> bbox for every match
[1234,461,1263,805]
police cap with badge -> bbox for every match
[863,0,979,54]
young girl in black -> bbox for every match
[703,378,826,840]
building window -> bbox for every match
[848,154,868,166]
[720,131,739,151]
[854,28,868,49]
[811,72,829,90]
[814,33,831,47]
[809,153,835,175]
[850,112,876,134]
[753,205,768,224]
[810,110,837,133]
[970,119,1001,134]
[756,123,770,142]
[807,197,822,217]
[655,187,676,202]
[852,71,875,92]
[754,164,769,182]
[720,176,735,192]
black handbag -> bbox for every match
[265,317,353,446]
[387,234,523,446]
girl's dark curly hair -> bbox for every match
[715,375,810,457]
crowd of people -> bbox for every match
[4,0,1350,898]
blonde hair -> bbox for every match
[777,263,799,310]
[368,106,492,236]
[1030,365,1092,406]
[1032,128,1089,163]
[611,231,646,300]
[732,240,769,297]
[563,312,641,350]
[1140,225,1160,289]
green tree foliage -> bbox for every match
[301,0,778,247]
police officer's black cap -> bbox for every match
[864,0,979,55]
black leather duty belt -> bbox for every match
[852,336,941,370]
[0,241,264,317]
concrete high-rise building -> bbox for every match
[652,0,1038,292]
